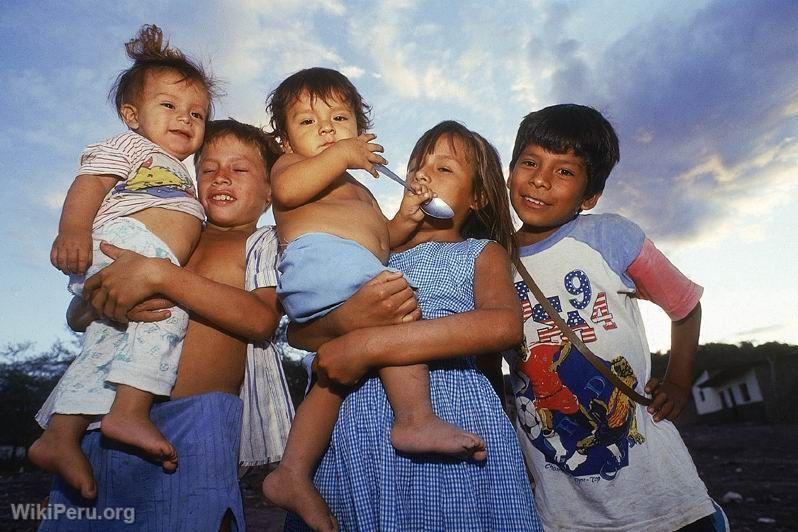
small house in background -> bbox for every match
[692,366,767,423]
[686,344,798,425]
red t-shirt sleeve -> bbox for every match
[627,239,703,321]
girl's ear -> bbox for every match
[470,189,488,211]
[120,104,140,130]
[281,137,293,154]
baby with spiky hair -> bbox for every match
[30,24,217,499]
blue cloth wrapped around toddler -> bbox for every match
[277,232,401,323]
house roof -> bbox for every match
[698,366,759,388]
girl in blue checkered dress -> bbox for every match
[284,121,542,531]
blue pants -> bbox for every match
[38,392,245,532]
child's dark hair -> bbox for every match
[110,25,219,120]
[409,121,518,261]
[197,119,281,174]
[266,67,372,141]
[509,104,619,198]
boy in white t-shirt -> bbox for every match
[29,25,216,499]
[505,104,726,531]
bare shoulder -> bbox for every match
[271,152,306,180]
[476,241,511,270]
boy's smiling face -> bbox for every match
[282,91,359,157]
[197,134,271,231]
[121,69,209,161]
[509,143,600,246]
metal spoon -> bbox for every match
[374,164,454,219]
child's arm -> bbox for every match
[82,243,281,341]
[313,242,523,386]
[627,237,704,422]
[51,174,117,274]
[271,134,386,209]
[644,303,701,421]
[66,295,176,332]
[386,183,433,248]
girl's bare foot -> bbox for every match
[101,410,177,470]
[391,415,488,461]
[29,434,96,499]
[263,466,337,532]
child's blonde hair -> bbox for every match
[408,121,518,261]
[110,24,219,120]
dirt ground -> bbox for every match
[678,423,797,532]
[1,422,795,531]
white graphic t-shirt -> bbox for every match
[506,213,714,531]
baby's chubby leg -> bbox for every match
[100,384,178,470]
[263,381,341,532]
[29,414,97,499]
[382,365,487,460]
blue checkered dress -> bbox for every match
[286,239,542,531]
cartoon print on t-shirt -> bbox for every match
[115,154,195,198]
[576,356,645,458]
[513,341,645,479]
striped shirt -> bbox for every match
[239,225,295,466]
[78,131,204,230]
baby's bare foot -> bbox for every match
[263,466,337,532]
[101,410,177,470]
[391,415,487,461]
[29,434,96,499]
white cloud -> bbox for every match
[340,65,365,79]
[342,1,485,107]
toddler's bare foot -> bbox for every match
[29,434,96,499]
[263,466,337,532]
[391,414,487,461]
[101,410,177,471]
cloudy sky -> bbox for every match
[1,0,796,354]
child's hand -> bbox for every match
[83,242,170,323]
[127,298,174,323]
[343,271,420,327]
[51,230,93,274]
[396,183,434,224]
[314,330,371,386]
[644,378,690,422]
[334,133,387,177]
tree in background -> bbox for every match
[0,338,77,464]
[0,319,312,469]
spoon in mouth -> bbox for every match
[374,164,454,219]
